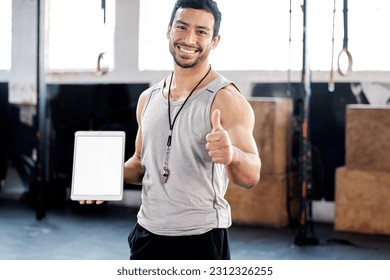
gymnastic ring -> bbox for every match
[337,48,353,76]
[97,52,108,76]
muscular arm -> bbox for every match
[206,85,261,188]
[123,90,148,185]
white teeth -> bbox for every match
[179,46,196,54]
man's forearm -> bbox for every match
[124,155,144,185]
[226,147,261,189]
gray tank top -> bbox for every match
[138,74,233,236]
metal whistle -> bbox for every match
[161,168,169,184]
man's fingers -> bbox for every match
[206,141,229,151]
[78,200,105,205]
[211,109,223,131]
[206,130,227,143]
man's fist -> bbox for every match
[205,109,234,165]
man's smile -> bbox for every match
[177,44,200,55]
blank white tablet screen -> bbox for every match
[72,134,123,197]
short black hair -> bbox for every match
[168,0,222,38]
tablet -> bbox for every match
[70,131,126,201]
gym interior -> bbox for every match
[1,0,390,261]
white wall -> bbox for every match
[8,0,37,104]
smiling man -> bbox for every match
[168,6,217,69]
[86,0,261,260]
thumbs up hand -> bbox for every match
[206,109,234,165]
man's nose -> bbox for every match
[184,30,197,45]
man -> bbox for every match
[82,0,261,260]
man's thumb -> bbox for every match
[211,109,223,131]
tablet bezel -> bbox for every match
[70,131,126,201]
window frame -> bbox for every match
[45,0,116,73]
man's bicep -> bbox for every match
[228,123,258,156]
[213,86,258,154]
[227,104,258,155]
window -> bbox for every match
[139,0,390,71]
[47,0,115,71]
[0,0,12,70]
[348,0,390,71]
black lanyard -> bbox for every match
[161,65,212,184]
[166,65,212,147]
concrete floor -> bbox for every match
[1,168,390,260]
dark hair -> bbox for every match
[168,0,222,38]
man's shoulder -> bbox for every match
[220,82,240,95]
[138,78,166,100]
[215,82,243,104]
[213,81,252,116]
[149,78,166,93]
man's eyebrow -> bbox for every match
[175,19,211,31]
[175,19,189,26]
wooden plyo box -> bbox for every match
[225,97,297,228]
[334,167,390,235]
[346,105,390,172]
[225,173,299,228]
[248,97,293,175]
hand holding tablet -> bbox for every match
[70,131,126,202]
[79,200,105,204]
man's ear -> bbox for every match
[166,26,172,39]
[211,34,221,49]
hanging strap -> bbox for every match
[337,0,353,76]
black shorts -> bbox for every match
[128,223,230,260]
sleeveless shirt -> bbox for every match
[138,74,234,236]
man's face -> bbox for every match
[167,8,220,69]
